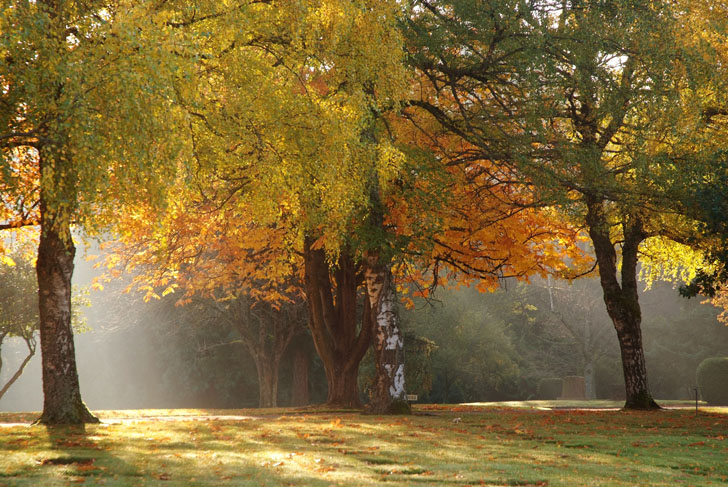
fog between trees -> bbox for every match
[2,251,725,412]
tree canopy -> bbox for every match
[3,0,728,417]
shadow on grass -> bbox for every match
[0,423,144,486]
[42,424,143,484]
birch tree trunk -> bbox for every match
[36,193,97,424]
[364,259,408,414]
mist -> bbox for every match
[0,247,174,412]
[2,247,728,412]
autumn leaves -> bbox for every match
[2,0,728,421]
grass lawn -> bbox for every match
[1,403,727,486]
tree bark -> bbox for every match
[364,259,407,414]
[303,238,371,408]
[254,357,278,408]
[36,202,97,424]
[586,199,659,410]
[290,339,310,407]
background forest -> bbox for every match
[2,256,726,411]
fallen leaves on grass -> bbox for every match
[38,457,95,466]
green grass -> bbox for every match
[0,404,727,486]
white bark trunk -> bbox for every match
[365,264,406,411]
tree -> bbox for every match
[402,286,522,403]
[404,0,728,409]
[0,256,38,400]
[107,0,410,409]
[108,0,584,413]
[196,293,307,408]
[0,0,186,423]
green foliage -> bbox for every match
[536,378,562,400]
[640,285,723,398]
[402,286,522,403]
[399,278,726,403]
[697,358,728,405]
[677,151,728,298]
[0,0,188,231]
[403,332,437,397]
[164,0,409,256]
[0,257,38,340]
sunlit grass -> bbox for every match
[1,404,727,486]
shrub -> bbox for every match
[696,357,728,405]
[537,378,563,400]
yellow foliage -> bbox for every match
[639,237,709,288]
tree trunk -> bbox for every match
[303,239,371,408]
[586,200,659,410]
[323,363,361,407]
[364,259,407,414]
[290,341,310,407]
[584,361,596,400]
[36,209,97,424]
[255,357,278,408]
[612,315,657,408]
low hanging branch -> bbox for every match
[0,333,37,401]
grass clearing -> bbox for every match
[0,404,727,486]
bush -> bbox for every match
[537,378,563,400]
[696,357,728,405]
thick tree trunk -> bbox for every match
[324,363,361,407]
[586,199,659,410]
[290,342,310,407]
[36,211,97,424]
[303,239,371,408]
[365,260,407,414]
[254,358,278,408]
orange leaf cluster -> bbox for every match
[107,186,303,305]
[384,81,590,298]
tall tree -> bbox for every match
[110,0,585,412]
[0,0,186,423]
[108,0,411,409]
[404,0,728,409]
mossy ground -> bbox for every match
[1,402,726,486]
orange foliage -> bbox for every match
[105,183,303,305]
[712,289,728,326]
[109,74,589,307]
[0,147,41,257]
[386,76,590,303]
